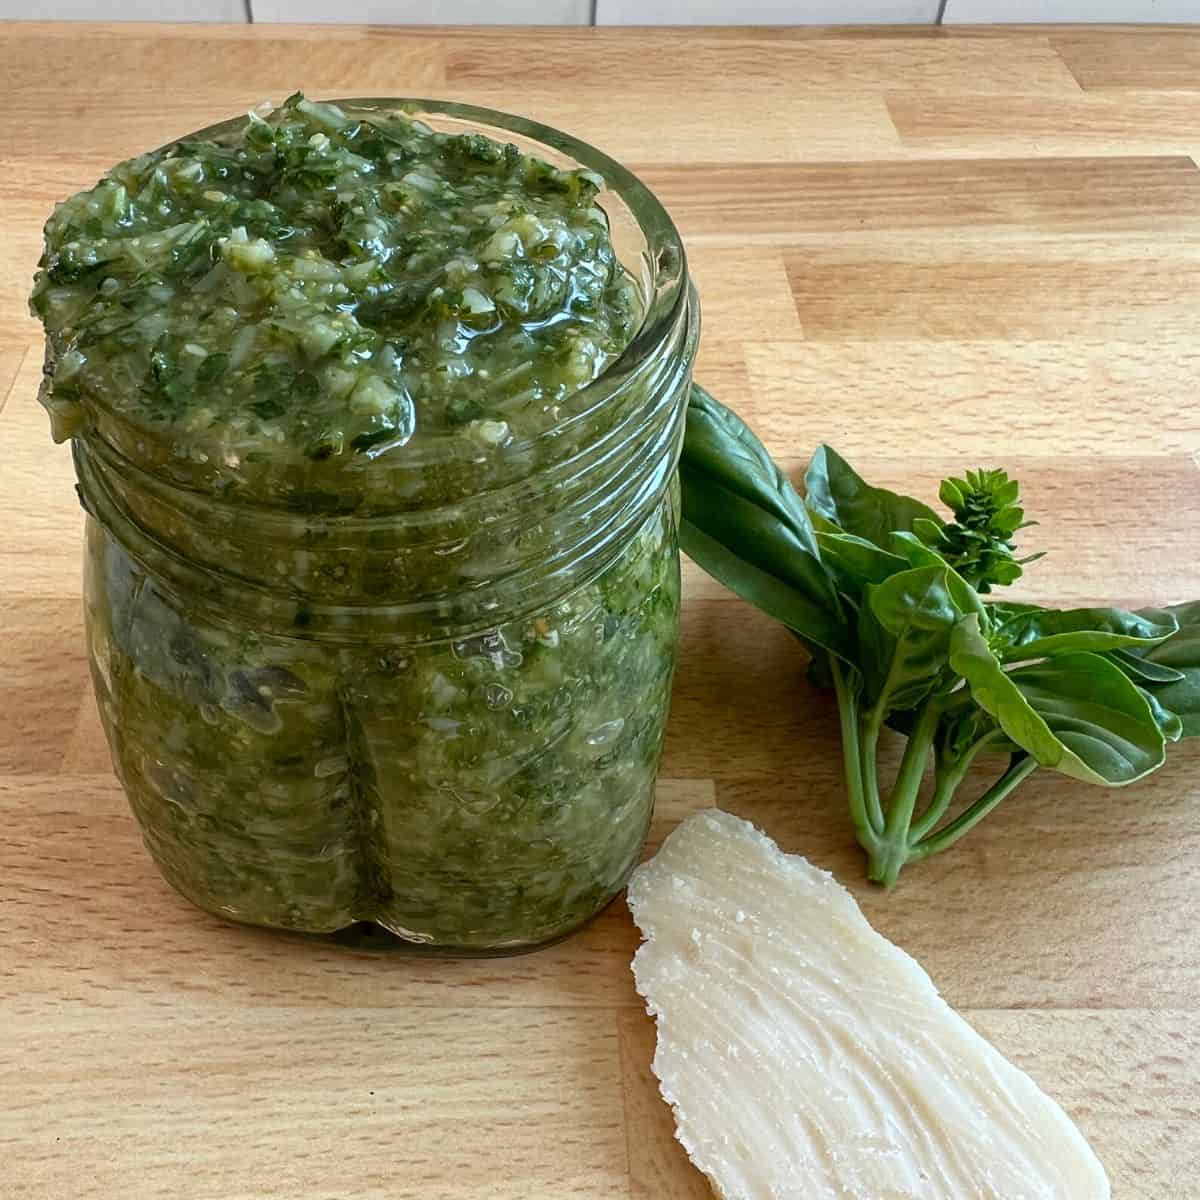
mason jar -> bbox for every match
[44,100,699,953]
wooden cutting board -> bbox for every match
[2,21,1198,1199]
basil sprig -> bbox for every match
[681,384,1200,885]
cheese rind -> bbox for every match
[627,809,1111,1200]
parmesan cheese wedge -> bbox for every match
[627,809,1110,1200]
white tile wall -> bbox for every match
[943,0,1200,20]
[249,0,591,22]
[1,0,244,16]
[7,0,1197,29]
[596,0,939,21]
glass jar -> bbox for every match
[62,101,699,953]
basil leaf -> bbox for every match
[679,386,846,653]
[679,500,850,659]
[889,531,985,621]
[986,600,1045,626]
[1136,601,1200,737]
[995,606,1178,661]
[888,530,946,569]
[858,565,964,711]
[804,445,943,546]
[1106,647,1186,685]
[951,615,1165,785]
[1137,686,1184,742]
[1010,657,1167,783]
[684,385,828,578]
[816,531,909,600]
[911,516,944,549]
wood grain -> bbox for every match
[888,91,1200,157]
[2,32,445,160]
[0,599,87,773]
[617,1012,714,1200]
[640,155,1200,241]
[684,245,803,340]
[786,252,1200,340]
[0,358,84,594]
[2,1001,631,1200]
[0,345,26,412]
[745,339,1200,457]
[0,771,713,1010]
[2,22,1198,1200]
[1052,30,1200,92]
[446,31,1082,94]
[964,1011,1200,1200]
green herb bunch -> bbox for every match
[680,384,1200,886]
[917,469,1042,592]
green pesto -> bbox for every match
[32,94,640,505]
[85,494,679,946]
[33,97,689,949]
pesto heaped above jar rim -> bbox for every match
[31,94,689,517]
